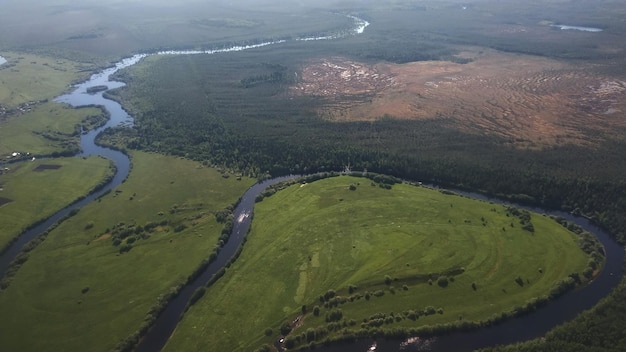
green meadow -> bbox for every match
[0,52,94,106]
[0,51,106,157]
[164,175,590,351]
[0,156,112,250]
[0,151,254,352]
[0,102,105,157]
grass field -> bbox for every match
[0,156,113,250]
[163,175,589,351]
[0,151,254,352]
[0,52,96,106]
[0,102,105,157]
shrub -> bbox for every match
[437,276,449,287]
[264,328,273,336]
[280,322,292,335]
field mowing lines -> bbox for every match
[484,236,504,280]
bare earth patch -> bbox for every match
[290,49,626,147]
[33,164,62,172]
[95,234,112,241]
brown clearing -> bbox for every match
[95,234,112,241]
[290,48,626,147]
[33,164,62,172]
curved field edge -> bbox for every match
[162,175,594,352]
[0,156,114,251]
[0,151,255,352]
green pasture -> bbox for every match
[164,175,589,351]
[0,151,254,352]
[0,102,104,157]
[0,52,94,106]
[0,156,112,250]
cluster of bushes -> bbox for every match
[506,207,534,233]
[104,219,169,253]
[348,171,401,189]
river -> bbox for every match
[0,13,623,352]
[550,24,603,32]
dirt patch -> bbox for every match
[290,49,626,147]
[95,234,112,241]
[33,164,62,172]
[0,197,13,206]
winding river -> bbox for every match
[0,14,624,352]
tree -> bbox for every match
[438,276,449,287]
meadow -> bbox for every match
[0,156,112,251]
[0,52,95,106]
[0,102,105,157]
[0,151,254,352]
[164,176,590,351]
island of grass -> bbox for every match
[86,85,108,94]
[163,174,599,351]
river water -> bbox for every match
[550,24,603,32]
[0,13,623,352]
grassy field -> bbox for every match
[0,156,113,250]
[0,102,105,157]
[0,52,96,106]
[163,175,590,351]
[0,151,254,352]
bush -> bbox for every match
[280,322,292,335]
[437,276,449,287]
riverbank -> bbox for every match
[0,157,113,256]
